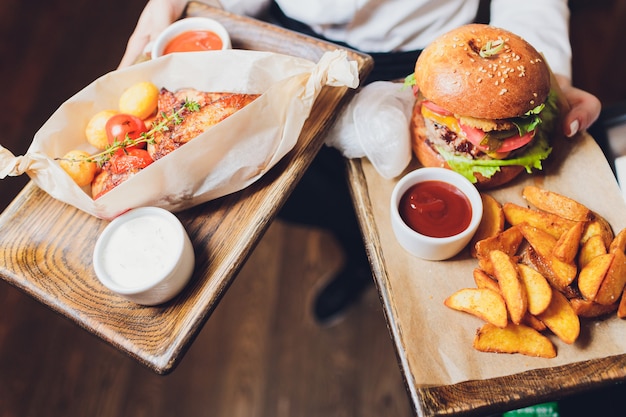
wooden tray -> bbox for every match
[0,3,372,375]
[348,130,626,416]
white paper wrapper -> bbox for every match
[0,49,358,219]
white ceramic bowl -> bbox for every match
[390,167,483,261]
[151,17,231,59]
[93,207,195,305]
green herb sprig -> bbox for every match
[57,99,200,166]
[479,39,505,58]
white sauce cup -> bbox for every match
[93,207,195,305]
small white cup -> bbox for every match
[390,167,483,261]
[93,207,195,305]
[151,17,231,59]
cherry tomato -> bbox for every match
[109,148,154,174]
[105,113,148,148]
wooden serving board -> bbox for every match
[0,3,372,374]
[348,127,626,416]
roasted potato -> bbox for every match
[444,288,508,328]
[470,193,505,258]
[537,290,580,344]
[473,323,556,358]
[503,202,577,240]
[490,250,527,325]
[522,185,592,222]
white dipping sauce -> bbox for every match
[100,214,181,289]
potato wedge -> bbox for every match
[537,290,580,344]
[473,268,500,293]
[470,193,504,258]
[522,186,592,222]
[609,227,626,254]
[444,288,508,328]
[552,221,584,264]
[475,226,524,275]
[473,322,556,358]
[578,234,607,269]
[570,297,618,318]
[578,253,613,301]
[490,250,527,325]
[522,312,547,331]
[503,203,577,240]
[517,264,552,315]
[581,216,614,248]
[595,249,626,306]
[618,287,626,319]
[519,224,577,289]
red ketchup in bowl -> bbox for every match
[398,180,472,238]
[163,30,223,54]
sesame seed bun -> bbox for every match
[414,24,551,120]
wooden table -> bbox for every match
[348,133,626,415]
[0,3,372,375]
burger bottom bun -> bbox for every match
[409,108,525,189]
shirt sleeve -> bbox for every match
[489,0,572,80]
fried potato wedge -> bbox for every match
[553,221,584,264]
[522,186,592,222]
[537,290,580,344]
[490,250,527,325]
[581,216,614,248]
[618,287,626,319]
[473,268,500,293]
[570,298,618,318]
[470,193,505,258]
[517,264,552,315]
[473,323,556,358]
[503,203,577,240]
[609,227,626,254]
[578,234,607,269]
[519,224,577,289]
[596,249,626,306]
[444,288,508,328]
[475,226,524,276]
[578,253,613,301]
[522,312,547,331]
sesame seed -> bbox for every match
[499,88,508,95]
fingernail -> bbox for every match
[568,120,580,137]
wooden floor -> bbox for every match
[1,1,626,416]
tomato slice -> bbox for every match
[421,100,453,116]
[460,123,535,153]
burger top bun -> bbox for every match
[414,24,551,120]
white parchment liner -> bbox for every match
[361,129,626,386]
[0,49,358,219]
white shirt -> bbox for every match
[220,0,572,79]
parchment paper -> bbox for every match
[362,130,626,386]
[0,49,358,219]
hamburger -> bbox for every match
[405,24,560,188]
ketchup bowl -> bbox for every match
[151,17,231,59]
[390,167,483,261]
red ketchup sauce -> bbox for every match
[398,180,472,238]
[163,30,223,54]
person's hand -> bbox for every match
[554,74,602,138]
[118,0,189,68]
